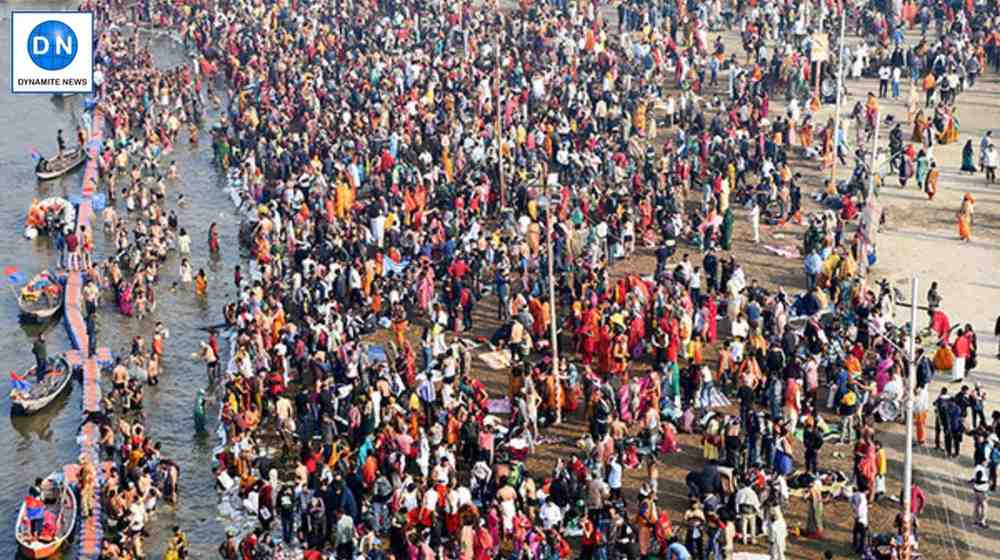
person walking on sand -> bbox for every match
[961,139,978,174]
[750,198,761,244]
[984,143,999,184]
[972,455,990,528]
[924,162,939,200]
[768,507,788,560]
[994,314,1000,359]
[957,193,974,241]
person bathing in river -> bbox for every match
[179,258,192,284]
[194,269,207,297]
[208,223,219,255]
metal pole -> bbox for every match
[829,1,847,187]
[902,275,918,560]
[814,60,821,104]
[867,110,881,202]
[544,183,560,411]
[859,108,882,276]
[495,32,505,210]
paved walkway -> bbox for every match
[831,68,1000,559]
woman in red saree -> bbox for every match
[577,307,599,365]
[704,297,718,343]
[660,420,680,454]
[628,313,646,357]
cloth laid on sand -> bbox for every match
[763,244,801,259]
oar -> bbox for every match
[196,322,229,332]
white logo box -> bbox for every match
[11,11,94,94]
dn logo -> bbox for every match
[27,20,78,71]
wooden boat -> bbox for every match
[14,471,77,559]
[35,147,85,180]
[10,356,72,415]
[17,271,64,322]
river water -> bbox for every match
[1,3,236,557]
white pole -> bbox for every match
[544,183,560,420]
[867,111,881,201]
[829,3,847,187]
[495,34,505,209]
[859,109,882,276]
[902,275,918,560]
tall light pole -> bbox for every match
[540,176,560,395]
[867,111,881,202]
[859,109,881,276]
[828,1,847,187]
[495,32,505,210]
[901,275,918,560]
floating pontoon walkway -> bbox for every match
[62,108,107,560]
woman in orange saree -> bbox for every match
[936,108,960,145]
[799,117,814,149]
[957,192,975,241]
[819,118,834,168]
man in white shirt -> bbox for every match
[540,499,564,529]
[767,507,787,560]
[973,457,990,527]
[851,489,868,553]
[878,64,891,98]
[607,455,623,500]
[735,484,761,544]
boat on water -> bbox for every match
[14,471,77,559]
[10,355,72,415]
[24,198,76,239]
[17,271,64,322]
[35,147,85,181]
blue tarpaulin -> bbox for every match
[382,255,410,276]
[368,345,387,363]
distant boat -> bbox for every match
[14,470,77,558]
[35,147,85,180]
[17,270,64,323]
[10,355,72,415]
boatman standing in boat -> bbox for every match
[32,335,47,383]
[25,478,45,539]
[56,129,65,156]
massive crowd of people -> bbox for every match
[39,0,1000,558]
